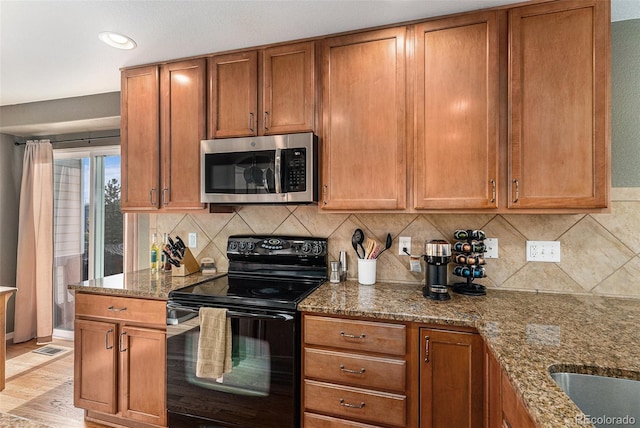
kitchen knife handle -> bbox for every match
[512,179,519,203]
[264,111,269,131]
[105,328,114,350]
[424,335,430,362]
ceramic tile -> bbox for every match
[611,187,640,202]
[210,214,253,256]
[559,216,635,291]
[191,211,235,241]
[291,205,348,237]
[424,213,496,237]
[591,201,640,253]
[354,213,418,241]
[592,255,640,298]
[155,213,185,237]
[481,216,527,285]
[502,214,584,241]
[170,215,209,259]
[501,262,583,293]
[273,214,311,236]
[236,205,292,234]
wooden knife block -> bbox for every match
[171,248,200,277]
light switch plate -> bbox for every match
[526,241,561,262]
[188,232,197,248]
[484,238,498,259]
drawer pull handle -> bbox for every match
[425,335,430,362]
[105,328,114,350]
[340,364,366,375]
[107,305,127,312]
[340,398,365,409]
[340,331,366,339]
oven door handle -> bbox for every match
[167,303,294,321]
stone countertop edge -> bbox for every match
[66,269,225,300]
[299,280,640,428]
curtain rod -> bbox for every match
[14,133,120,146]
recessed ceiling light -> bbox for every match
[98,31,137,50]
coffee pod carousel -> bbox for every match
[451,229,487,296]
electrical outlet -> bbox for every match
[484,238,498,259]
[526,241,561,262]
[188,232,197,248]
[399,237,411,255]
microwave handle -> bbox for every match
[275,148,282,194]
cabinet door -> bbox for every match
[121,66,161,210]
[208,51,258,138]
[484,345,502,428]
[508,0,609,209]
[501,370,536,428]
[160,58,207,210]
[262,42,315,135]
[321,27,407,210]
[74,319,118,414]
[120,326,167,426]
[414,12,499,209]
[420,328,483,428]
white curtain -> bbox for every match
[14,140,54,344]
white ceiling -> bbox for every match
[1,0,638,108]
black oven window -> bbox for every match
[205,151,276,194]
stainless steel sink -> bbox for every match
[550,371,640,427]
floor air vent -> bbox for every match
[32,346,67,356]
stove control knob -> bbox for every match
[301,242,312,254]
[228,241,239,251]
[239,241,247,251]
[311,242,322,255]
[246,242,255,252]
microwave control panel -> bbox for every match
[284,148,306,192]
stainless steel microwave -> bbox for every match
[200,132,317,204]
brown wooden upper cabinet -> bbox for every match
[208,41,315,138]
[508,0,609,209]
[321,27,407,210]
[121,65,161,210]
[121,59,206,211]
[413,12,499,210]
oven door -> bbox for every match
[166,303,299,428]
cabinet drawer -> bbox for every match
[75,293,166,327]
[304,348,406,392]
[304,316,406,356]
[304,380,406,427]
[304,412,381,428]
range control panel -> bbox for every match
[227,235,327,256]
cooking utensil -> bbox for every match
[375,233,393,258]
[352,229,365,259]
[364,237,376,259]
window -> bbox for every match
[53,147,122,336]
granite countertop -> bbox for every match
[67,269,224,299]
[299,281,640,428]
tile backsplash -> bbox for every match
[149,188,640,299]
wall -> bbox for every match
[0,135,23,332]
[147,19,640,299]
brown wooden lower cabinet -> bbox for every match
[74,293,167,428]
[419,327,484,428]
[484,345,536,428]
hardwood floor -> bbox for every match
[2,339,106,427]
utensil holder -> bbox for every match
[171,248,200,277]
[358,258,377,285]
